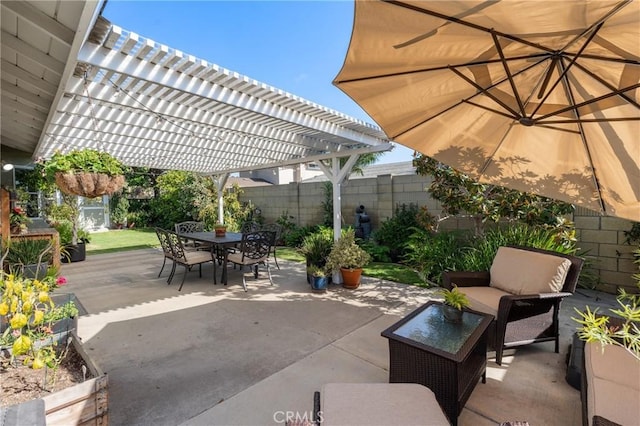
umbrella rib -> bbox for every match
[571,62,640,109]
[491,31,525,116]
[555,58,607,216]
[333,54,548,85]
[540,117,639,125]
[464,100,517,120]
[535,83,640,122]
[450,67,521,118]
[565,53,640,65]
[384,0,556,54]
[531,23,604,118]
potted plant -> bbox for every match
[438,285,470,323]
[214,223,227,237]
[39,149,126,198]
[9,206,31,235]
[326,228,371,289]
[307,264,329,292]
[298,228,333,283]
[3,239,53,279]
[573,246,640,359]
[46,197,90,263]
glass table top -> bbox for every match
[392,304,485,354]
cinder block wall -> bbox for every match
[573,206,637,293]
[239,176,638,294]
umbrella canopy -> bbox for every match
[334,0,640,221]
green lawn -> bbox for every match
[86,228,159,255]
[87,231,425,286]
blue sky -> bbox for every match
[102,0,415,164]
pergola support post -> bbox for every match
[317,154,360,284]
[210,173,229,224]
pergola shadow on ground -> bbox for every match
[60,248,617,426]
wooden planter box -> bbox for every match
[42,333,109,425]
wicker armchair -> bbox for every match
[443,246,584,365]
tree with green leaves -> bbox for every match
[413,154,574,235]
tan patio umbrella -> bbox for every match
[334,0,640,221]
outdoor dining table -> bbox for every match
[176,231,243,285]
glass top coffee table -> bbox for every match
[381,301,493,426]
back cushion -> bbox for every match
[489,247,572,294]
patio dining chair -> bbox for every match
[174,221,211,251]
[226,230,274,291]
[165,229,216,291]
[261,223,282,269]
[154,227,176,282]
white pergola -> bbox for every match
[1,0,394,258]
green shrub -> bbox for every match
[276,211,297,245]
[373,203,422,262]
[404,229,470,284]
[284,225,317,247]
[460,223,577,271]
[298,227,334,266]
[360,239,391,263]
[109,194,129,226]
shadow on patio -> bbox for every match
[60,248,615,425]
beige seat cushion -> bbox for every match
[490,247,571,295]
[584,342,640,426]
[456,286,511,318]
[227,252,268,265]
[321,383,449,426]
[183,250,214,264]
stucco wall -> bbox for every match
[239,175,638,294]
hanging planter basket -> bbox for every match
[55,172,125,198]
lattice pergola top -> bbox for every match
[35,16,393,175]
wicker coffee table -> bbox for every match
[381,301,493,426]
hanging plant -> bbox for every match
[39,149,126,198]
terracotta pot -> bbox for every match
[340,267,363,289]
[214,227,226,237]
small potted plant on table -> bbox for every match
[439,286,470,323]
[326,228,371,289]
[214,223,227,237]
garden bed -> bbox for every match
[1,334,108,425]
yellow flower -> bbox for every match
[22,301,33,315]
[12,335,31,355]
[0,302,8,316]
[31,357,45,369]
[33,310,44,325]
[10,296,18,313]
[21,290,33,303]
[10,313,28,329]
[38,291,50,303]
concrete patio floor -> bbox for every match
[59,248,620,426]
